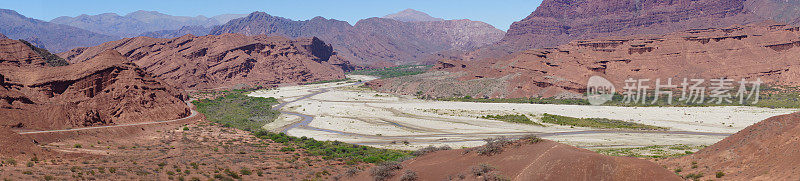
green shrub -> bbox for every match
[479,114,544,126]
[74,144,82,148]
[254,131,409,164]
[240,167,252,175]
[348,65,433,79]
[685,173,703,180]
[541,113,667,130]
[716,171,725,178]
[193,93,280,132]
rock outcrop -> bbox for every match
[370,22,800,98]
[209,11,504,66]
[59,34,352,89]
[0,37,189,131]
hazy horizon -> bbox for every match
[0,0,544,31]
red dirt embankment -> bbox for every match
[353,139,680,181]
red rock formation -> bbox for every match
[454,0,777,63]
[59,34,352,89]
[371,22,800,98]
[0,38,189,130]
[354,139,681,181]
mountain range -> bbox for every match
[209,10,505,66]
[50,10,246,37]
[0,9,118,53]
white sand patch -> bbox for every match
[263,113,302,132]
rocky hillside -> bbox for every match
[464,0,800,61]
[662,112,800,180]
[369,22,800,98]
[209,11,504,66]
[0,35,190,131]
[51,10,245,37]
[0,9,118,53]
[59,34,352,89]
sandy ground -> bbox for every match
[249,75,797,150]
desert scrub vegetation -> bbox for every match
[254,131,409,164]
[464,135,542,156]
[370,161,403,181]
[479,114,545,126]
[592,144,706,158]
[437,96,590,105]
[540,113,668,130]
[436,85,800,108]
[301,78,352,85]
[193,92,280,132]
[19,39,69,67]
[348,65,433,79]
[411,145,452,156]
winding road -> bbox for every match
[15,102,199,135]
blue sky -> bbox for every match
[1,0,543,31]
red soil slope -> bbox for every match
[353,140,680,181]
[663,112,800,180]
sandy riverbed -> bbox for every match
[249,75,797,150]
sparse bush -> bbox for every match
[224,169,241,179]
[26,161,33,167]
[109,167,117,173]
[471,164,495,176]
[370,161,403,181]
[522,134,542,143]
[476,137,513,156]
[4,158,16,166]
[411,145,452,156]
[22,171,32,175]
[44,175,55,181]
[685,173,703,180]
[399,170,418,181]
[74,144,82,148]
[716,171,725,178]
[240,167,252,175]
[484,172,510,181]
[345,167,360,177]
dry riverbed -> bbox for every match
[249,75,797,151]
